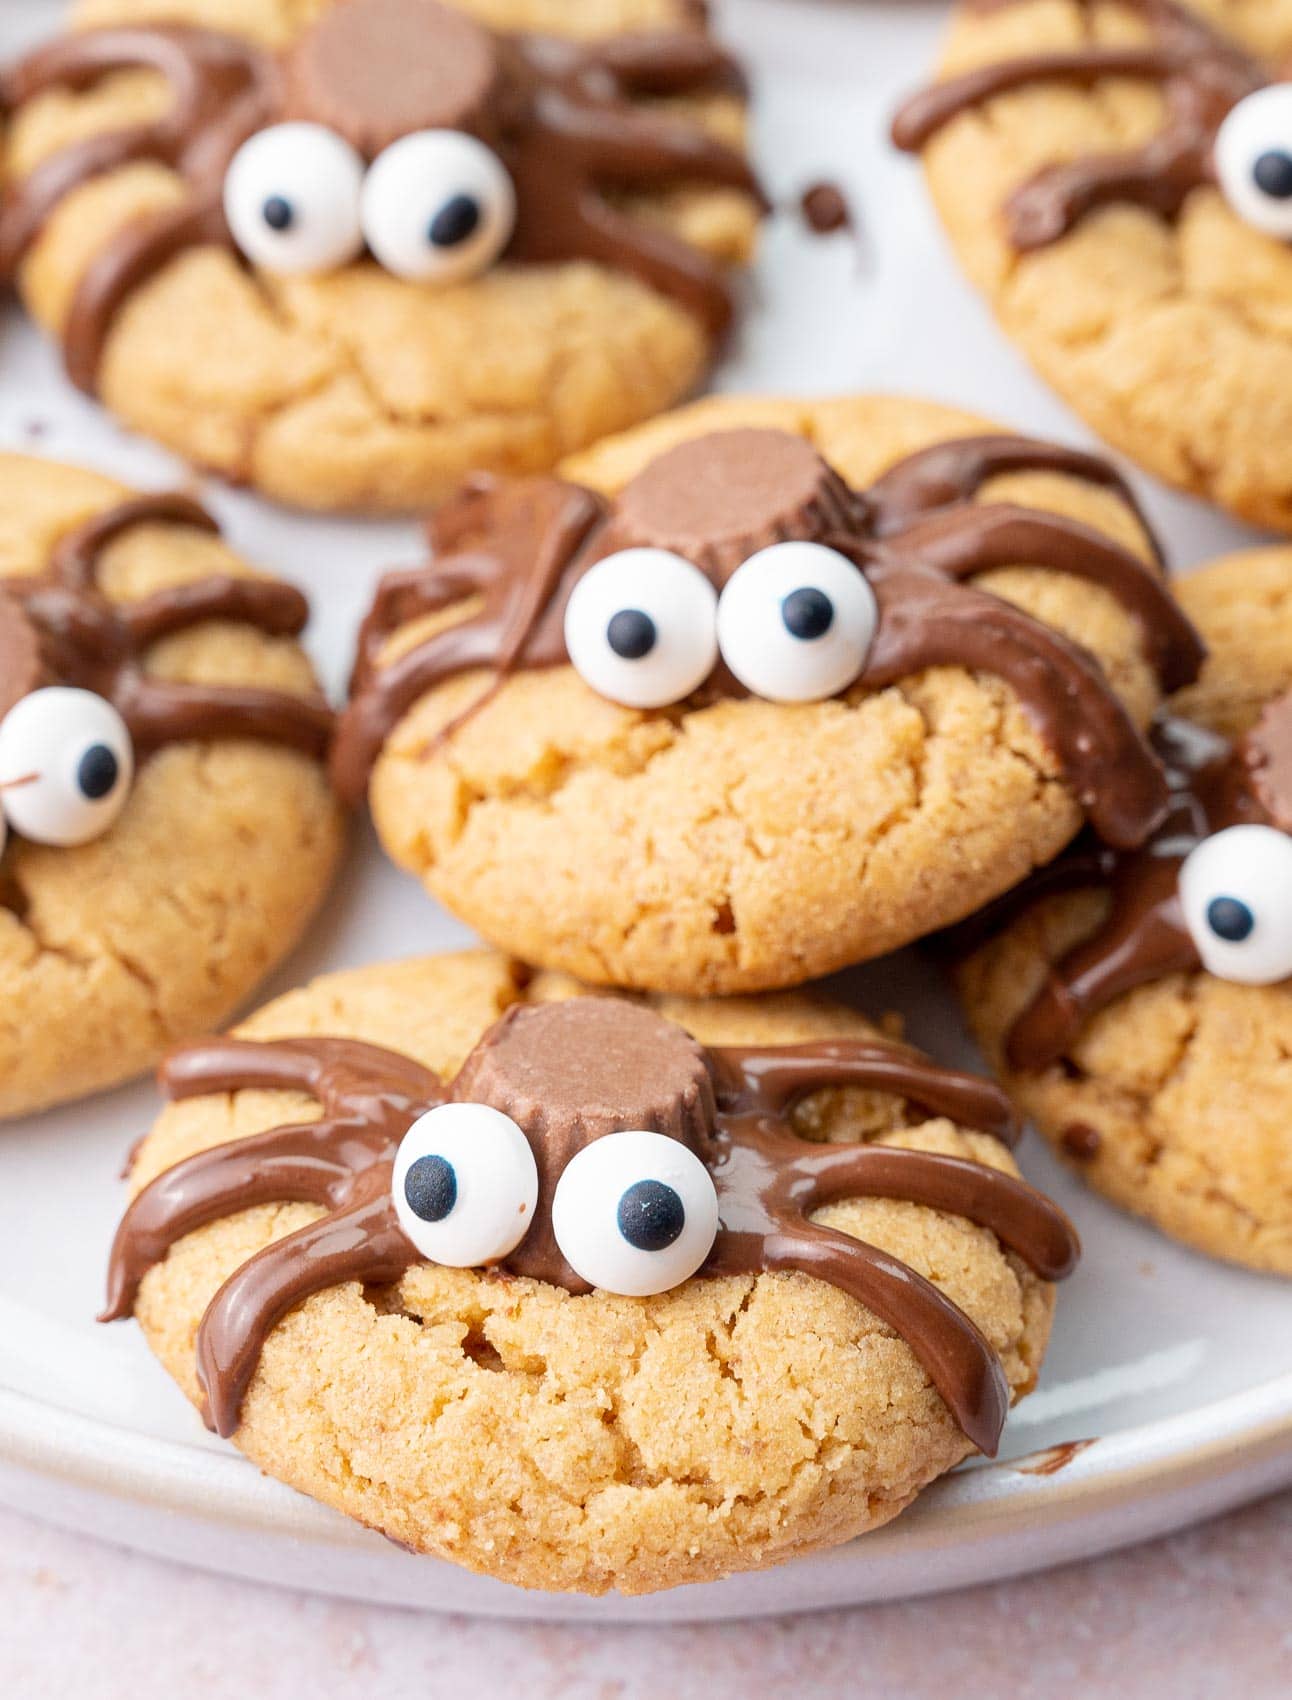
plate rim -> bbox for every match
[3,1352,1291,1615]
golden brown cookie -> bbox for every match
[893,0,1292,531]
[0,452,343,1118]
[0,0,761,514]
[958,548,1292,1273]
[336,392,1199,996]
[103,948,1076,1595]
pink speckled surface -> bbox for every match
[2,1494,1289,1698]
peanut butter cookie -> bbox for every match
[959,548,1292,1272]
[336,392,1199,995]
[0,451,342,1118]
[894,0,1292,530]
[0,0,761,513]
[103,948,1076,1594]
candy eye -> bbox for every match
[360,130,516,284]
[715,541,877,703]
[563,548,719,709]
[224,123,365,275]
[1215,87,1292,239]
[550,1130,719,1297]
[392,1103,538,1267]
[0,688,134,847]
[1178,824,1292,984]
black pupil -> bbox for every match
[429,194,482,248]
[77,744,119,801]
[404,1154,458,1222]
[607,608,657,660]
[616,1179,685,1252]
[1206,895,1256,943]
[781,586,834,641]
[1253,151,1292,200]
[262,195,294,231]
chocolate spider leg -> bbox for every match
[0,27,273,274]
[712,1217,1011,1455]
[362,564,485,637]
[5,582,119,667]
[333,612,521,802]
[1005,125,1209,250]
[195,1177,414,1436]
[333,483,604,800]
[122,578,310,647]
[101,1117,392,1322]
[891,47,1180,153]
[553,99,763,199]
[49,495,219,588]
[1005,869,1198,1070]
[589,32,747,99]
[942,835,1121,958]
[115,672,334,757]
[786,1143,1080,1279]
[348,555,512,696]
[560,192,742,334]
[711,1041,1020,1145]
[863,569,1169,849]
[876,504,1204,690]
[163,1038,337,1100]
[62,190,232,393]
[0,126,171,276]
[160,1036,442,1110]
[867,436,1163,559]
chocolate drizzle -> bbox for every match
[335,426,1203,850]
[892,0,1263,251]
[0,490,333,765]
[0,0,762,392]
[990,699,1292,1069]
[103,998,1079,1455]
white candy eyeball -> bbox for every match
[550,1130,719,1297]
[0,688,134,847]
[1178,823,1292,984]
[392,1102,538,1267]
[360,130,516,284]
[715,541,877,703]
[1215,87,1292,240]
[563,548,719,709]
[223,122,365,275]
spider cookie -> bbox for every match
[894,0,1292,530]
[334,393,1201,995]
[102,949,1077,1594]
[0,0,762,513]
[958,549,1292,1272]
[0,453,341,1119]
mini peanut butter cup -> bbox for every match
[601,429,863,585]
[1242,693,1292,834]
[453,998,717,1149]
[283,0,504,156]
[451,998,718,1292]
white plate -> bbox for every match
[1,0,1290,1623]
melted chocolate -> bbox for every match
[335,427,1203,850]
[800,181,852,235]
[994,704,1289,1070]
[0,0,761,392]
[103,998,1078,1455]
[0,490,333,764]
[892,0,1263,251]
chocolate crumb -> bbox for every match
[1062,1123,1102,1162]
[800,180,852,235]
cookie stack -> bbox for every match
[1,0,1288,1602]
